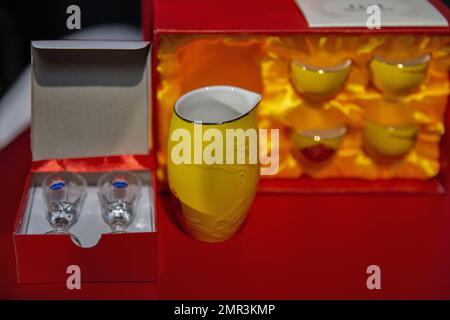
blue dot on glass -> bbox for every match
[50,181,65,190]
[113,180,128,189]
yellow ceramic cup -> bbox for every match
[291,126,347,163]
[370,54,430,95]
[167,86,261,243]
[363,121,419,158]
[290,59,352,100]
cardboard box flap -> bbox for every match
[31,40,151,161]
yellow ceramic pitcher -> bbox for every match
[167,86,261,243]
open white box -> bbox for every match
[13,40,157,284]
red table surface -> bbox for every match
[1,130,450,299]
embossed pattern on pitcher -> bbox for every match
[181,164,259,242]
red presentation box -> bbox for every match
[146,0,450,195]
[12,41,157,284]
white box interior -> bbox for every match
[18,171,155,248]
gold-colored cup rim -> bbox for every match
[372,53,431,67]
[292,58,352,74]
[294,126,347,140]
[365,120,419,131]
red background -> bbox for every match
[1,0,450,299]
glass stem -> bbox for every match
[54,218,69,233]
[112,223,127,233]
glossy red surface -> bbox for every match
[14,232,157,284]
[1,130,450,299]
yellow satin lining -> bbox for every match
[156,34,450,180]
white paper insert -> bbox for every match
[295,0,448,28]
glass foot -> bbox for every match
[45,230,82,246]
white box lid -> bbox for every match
[31,40,151,161]
[295,0,448,28]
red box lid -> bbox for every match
[152,0,450,35]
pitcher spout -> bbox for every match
[174,85,261,125]
[230,86,262,113]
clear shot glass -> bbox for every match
[42,171,87,246]
[97,171,142,233]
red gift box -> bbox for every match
[12,41,157,284]
[147,0,450,192]
[140,0,450,299]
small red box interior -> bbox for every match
[13,155,158,284]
